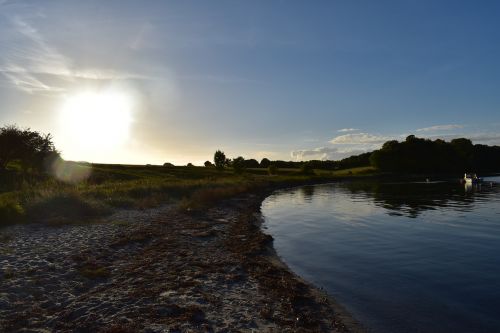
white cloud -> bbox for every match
[291,132,400,161]
[0,17,147,94]
[290,129,500,162]
[338,128,359,132]
[290,146,369,161]
[329,133,393,145]
[416,124,463,132]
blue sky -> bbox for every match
[1,1,500,164]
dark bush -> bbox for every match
[260,158,271,168]
[232,156,246,174]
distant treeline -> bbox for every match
[202,152,372,171]
[370,135,500,173]
[217,135,500,174]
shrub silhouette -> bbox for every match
[243,158,259,168]
[232,156,246,174]
[204,161,213,167]
[260,158,271,168]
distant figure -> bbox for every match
[426,178,430,183]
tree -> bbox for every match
[232,156,245,174]
[260,158,271,168]
[369,135,500,174]
[163,162,175,167]
[0,125,59,173]
[187,163,194,167]
[214,150,226,170]
[204,160,213,167]
[243,158,259,168]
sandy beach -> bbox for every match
[0,188,363,332]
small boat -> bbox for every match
[462,173,482,184]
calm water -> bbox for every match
[262,176,500,333]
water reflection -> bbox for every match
[340,179,498,218]
[262,176,500,333]
[299,185,316,201]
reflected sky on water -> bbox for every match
[262,176,500,333]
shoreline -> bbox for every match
[0,179,365,332]
[233,183,366,332]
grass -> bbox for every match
[0,163,377,226]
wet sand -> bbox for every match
[0,187,364,332]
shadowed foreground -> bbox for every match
[0,189,362,332]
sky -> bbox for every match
[1,0,500,165]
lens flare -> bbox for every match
[51,159,92,183]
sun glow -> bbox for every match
[59,91,133,152]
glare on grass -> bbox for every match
[59,90,133,150]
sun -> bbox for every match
[59,91,133,151]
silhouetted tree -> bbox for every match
[243,158,259,168]
[338,152,372,169]
[187,163,194,167]
[204,161,213,167]
[260,158,271,168]
[232,156,246,174]
[370,135,500,173]
[0,125,59,173]
[163,162,175,167]
[214,150,226,170]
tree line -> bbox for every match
[8,124,497,177]
[370,135,500,173]
[205,150,371,172]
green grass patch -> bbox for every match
[0,163,377,226]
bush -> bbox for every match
[232,156,246,174]
[260,158,271,168]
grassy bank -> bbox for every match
[0,163,378,226]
